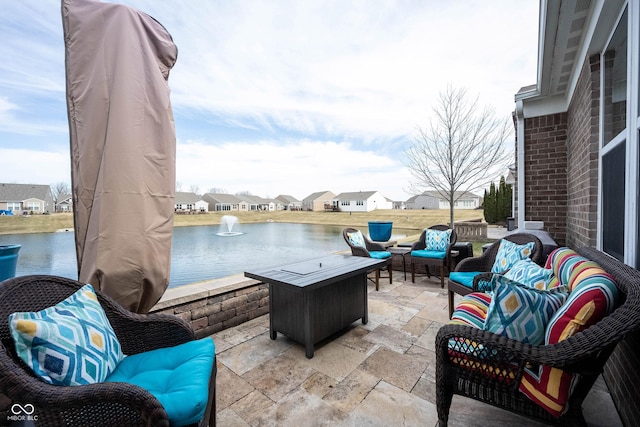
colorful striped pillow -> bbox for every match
[450,292,492,329]
[519,248,619,418]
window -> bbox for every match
[602,142,626,260]
[25,202,40,212]
[600,7,628,261]
[603,8,628,144]
[341,200,350,206]
[356,200,364,206]
[7,202,20,211]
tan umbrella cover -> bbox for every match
[62,0,177,313]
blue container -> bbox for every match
[368,221,393,242]
[0,244,21,282]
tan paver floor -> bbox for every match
[211,271,622,427]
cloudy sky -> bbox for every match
[0,0,539,201]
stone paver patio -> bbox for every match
[211,271,622,426]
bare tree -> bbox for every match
[189,185,200,195]
[235,190,252,196]
[50,182,71,212]
[207,187,227,194]
[405,85,512,227]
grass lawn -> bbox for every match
[0,209,496,255]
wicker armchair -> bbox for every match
[447,233,544,317]
[0,275,216,427]
[436,246,640,426]
[410,225,457,288]
[343,227,392,290]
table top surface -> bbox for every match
[245,254,387,288]
[387,246,411,254]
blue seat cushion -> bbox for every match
[411,249,446,259]
[449,271,482,289]
[106,337,215,427]
[369,251,391,259]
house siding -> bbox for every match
[522,113,568,246]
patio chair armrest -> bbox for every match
[471,272,494,291]
[453,252,494,273]
[350,246,371,258]
[99,296,195,355]
[366,241,387,252]
[410,241,425,251]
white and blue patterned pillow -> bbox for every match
[9,284,125,386]
[425,228,452,252]
[491,239,535,273]
[347,230,366,248]
[504,258,554,290]
[483,275,568,345]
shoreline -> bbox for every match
[0,210,488,236]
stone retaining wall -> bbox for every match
[151,280,269,339]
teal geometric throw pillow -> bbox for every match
[425,228,452,252]
[483,275,568,345]
[9,284,125,386]
[491,239,535,274]
[504,258,554,290]
[347,230,366,248]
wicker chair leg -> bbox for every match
[439,266,445,288]
[436,386,452,427]
[374,269,380,291]
[411,263,416,283]
[447,290,455,319]
[388,263,393,284]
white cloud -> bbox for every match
[0,0,538,198]
[0,148,70,185]
[176,138,412,200]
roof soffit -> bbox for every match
[519,0,626,117]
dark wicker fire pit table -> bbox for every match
[245,254,387,358]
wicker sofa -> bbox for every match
[436,246,640,426]
[0,275,216,427]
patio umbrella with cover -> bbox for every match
[62,0,177,313]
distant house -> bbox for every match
[0,183,54,214]
[275,195,302,211]
[175,192,208,213]
[237,195,275,211]
[302,191,336,211]
[422,190,482,210]
[332,191,393,212]
[392,200,406,210]
[405,193,439,210]
[202,193,249,212]
[56,193,73,212]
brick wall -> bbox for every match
[565,54,600,249]
[522,113,568,245]
[604,330,640,426]
[520,52,640,424]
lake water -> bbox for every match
[0,223,407,288]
